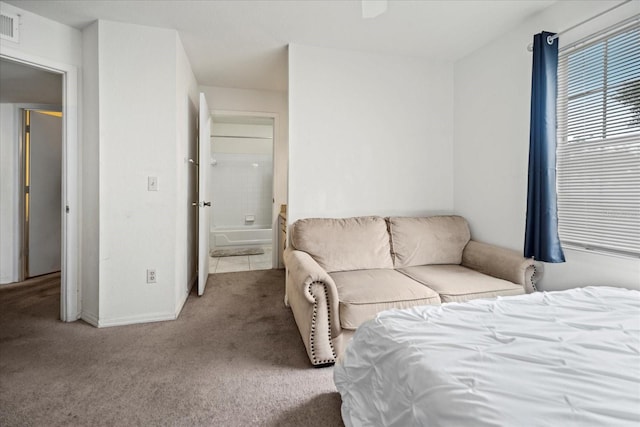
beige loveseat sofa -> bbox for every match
[284,215,536,366]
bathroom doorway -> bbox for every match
[208,113,275,274]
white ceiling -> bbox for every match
[7,0,558,92]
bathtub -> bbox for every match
[210,226,273,249]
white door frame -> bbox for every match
[211,109,280,269]
[1,47,80,322]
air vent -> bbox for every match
[0,12,19,43]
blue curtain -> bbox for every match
[524,31,565,263]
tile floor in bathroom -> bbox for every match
[209,245,273,273]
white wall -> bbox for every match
[0,2,82,67]
[0,103,17,284]
[98,21,178,324]
[453,0,640,291]
[81,20,198,326]
[288,44,454,223]
[81,21,100,321]
[212,122,273,154]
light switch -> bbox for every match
[148,176,158,191]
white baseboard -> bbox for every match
[187,273,197,293]
[80,273,199,327]
[97,311,177,328]
[174,273,197,317]
[81,310,99,327]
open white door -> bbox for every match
[197,93,212,296]
[27,110,63,278]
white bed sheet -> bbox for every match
[334,286,640,426]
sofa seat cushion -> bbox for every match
[388,216,471,268]
[330,269,441,330]
[398,265,524,303]
[291,216,393,273]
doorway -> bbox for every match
[22,108,63,279]
[0,54,79,322]
[0,59,62,284]
[208,113,276,274]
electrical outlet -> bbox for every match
[148,176,158,191]
[146,269,156,283]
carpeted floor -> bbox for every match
[0,269,344,427]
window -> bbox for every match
[556,20,640,257]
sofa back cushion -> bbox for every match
[291,216,393,273]
[388,215,471,268]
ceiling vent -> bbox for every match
[0,12,19,43]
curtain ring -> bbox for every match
[546,35,555,45]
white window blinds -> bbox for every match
[556,20,640,257]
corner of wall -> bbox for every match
[80,19,101,320]
[0,103,18,285]
[174,29,199,316]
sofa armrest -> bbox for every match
[462,240,536,293]
[284,247,342,365]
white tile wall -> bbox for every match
[210,152,273,228]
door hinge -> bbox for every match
[25,185,29,194]
[25,124,30,133]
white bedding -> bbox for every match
[334,286,640,426]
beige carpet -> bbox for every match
[0,269,344,427]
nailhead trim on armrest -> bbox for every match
[530,264,538,292]
[307,281,337,365]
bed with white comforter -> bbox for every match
[334,286,640,426]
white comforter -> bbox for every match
[334,286,640,427]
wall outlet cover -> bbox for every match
[146,269,156,283]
